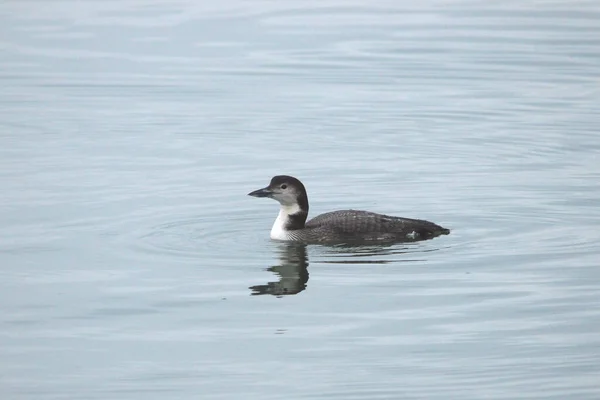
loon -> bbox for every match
[248,175,450,244]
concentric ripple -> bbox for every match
[121,216,265,264]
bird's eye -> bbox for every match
[280,184,287,189]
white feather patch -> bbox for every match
[406,231,418,239]
[270,204,302,241]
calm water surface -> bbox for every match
[1,1,600,399]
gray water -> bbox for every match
[1,1,600,399]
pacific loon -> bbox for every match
[248,175,450,244]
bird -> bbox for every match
[248,175,450,244]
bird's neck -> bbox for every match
[273,203,308,232]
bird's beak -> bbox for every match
[248,186,272,198]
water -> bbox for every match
[1,1,599,398]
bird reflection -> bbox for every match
[250,243,309,297]
[249,241,445,296]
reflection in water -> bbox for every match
[250,241,445,297]
[250,244,309,297]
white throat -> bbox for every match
[270,203,302,240]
